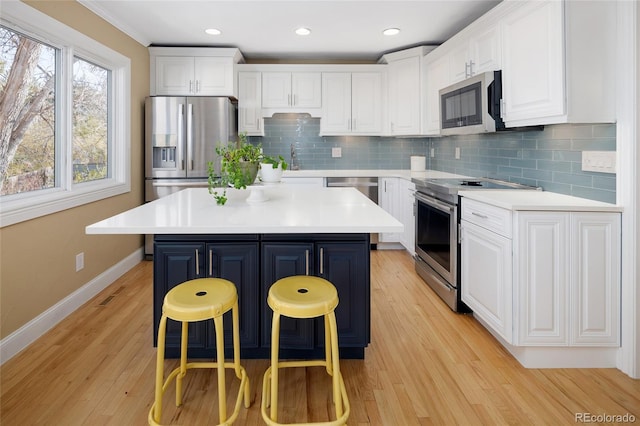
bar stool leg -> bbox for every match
[213,315,227,423]
[324,315,333,376]
[328,312,343,418]
[270,311,281,422]
[153,315,168,423]
[176,320,188,407]
[232,300,251,408]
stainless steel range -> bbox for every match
[411,177,539,312]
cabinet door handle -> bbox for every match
[472,211,489,219]
[305,249,309,275]
[189,80,194,93]
[196,80,200,93]
[468,60,475,76]
[320,247,324,275]
[209,249,213,276]
[195,248,200,275]
[293,94,297,106]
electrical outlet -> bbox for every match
[582,151,616,173]
[331,147,342,158]
[76,252,84,272]
[455,147,461,160]
[430,148,435,158]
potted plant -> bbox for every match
[260,155,288,183]
[208,133,262,205]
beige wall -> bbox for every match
[0,1,149,339]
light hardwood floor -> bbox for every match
[1,250,638,425]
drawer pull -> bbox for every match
[471,212,489,219]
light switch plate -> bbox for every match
[455,147,461,160]
[582,151,616,173]
[332,147,342,158]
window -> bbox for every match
[0,1,130,227]
[72,57,110,184]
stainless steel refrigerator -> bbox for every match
[144,96,237,256]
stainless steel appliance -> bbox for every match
[440,71,504,135]
[144,96,237,256]
[412,177,539,312]
[325,177,379,246]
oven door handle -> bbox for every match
[415,192,454,214]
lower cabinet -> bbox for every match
[154,234,370,359]
[260,238,370,356]
[460,198,621,353]
[153,238,259,358]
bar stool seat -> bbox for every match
[149,278,250,426]
[261,275,350,425]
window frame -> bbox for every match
[0,1,131,228]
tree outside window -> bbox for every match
[0,26,112,195]
[0,26,56,196]
[72,57,110,183]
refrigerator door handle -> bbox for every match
[178,103,185,171]
[186,103,193,171]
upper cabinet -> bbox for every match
[500,0,616,126]
[321,71,383,135]
[423,55,450,135]
[238,71,263,136]
[262,72,321,109]
[382,46,436,136]
[150,47,244,97]
[448,24,501,84]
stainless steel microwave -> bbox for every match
[439,70,505,135]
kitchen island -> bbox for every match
[86,186,403,359]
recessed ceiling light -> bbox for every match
[205,28,221,36]
[383,28,401,36]
[295,27,311,36]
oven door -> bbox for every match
[414,191,458,288]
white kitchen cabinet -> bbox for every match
[461,197,621,356]
[569,213,620,345]
[398,179,416,255]
[423,55,450,135]
[461,219,513,343]
[378,178,401,243]
[448,24,501,84]
[515,212,570,345]
[500,0,615,126]
[151,49,242,96]
[515,211,620,346]
[238,71,263,135]
[382,46,435,136]
[461,198,514,343]
[262,72,321,109]
[321,72,382,135]
[387,55,421,136]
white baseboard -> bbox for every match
[0,248,144,365]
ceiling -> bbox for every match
[79,0,501,62]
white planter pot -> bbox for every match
[260,163,283,183]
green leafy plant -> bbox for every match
[208,133,262,205]
[261,154,288,171]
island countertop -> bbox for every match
[86,186,404,234]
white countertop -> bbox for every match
[282,169,470,180]
[86,186,404,234]
[459,190,623,212]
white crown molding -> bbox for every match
[78,0,151,46]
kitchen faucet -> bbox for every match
[290,144,300,170]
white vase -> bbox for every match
[260,163,283,183]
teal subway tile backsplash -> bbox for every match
[247,115,616,203]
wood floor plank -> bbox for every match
[2,250,639,425]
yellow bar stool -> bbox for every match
[261,276,350,425]
[148,278,250,426]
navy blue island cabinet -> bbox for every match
[153,233,370,359]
